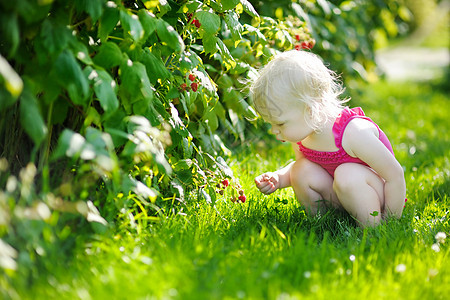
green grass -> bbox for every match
[18,79,450,299]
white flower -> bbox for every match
[349,255,356,262]
[395,264,407,273]
[435,232,447,244]
[431,243,440,252]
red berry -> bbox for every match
[295,34,301,41]
[301,41,309,49]
[295,44,301,51]
[180,83,188,91]
[190,82,198,92]
[188,74,196,81]
[238,195,246,203]
[192,19,201,28]
[221,179,229,187]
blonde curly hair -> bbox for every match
[250,50,349,131]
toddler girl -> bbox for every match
[251,50,406,227]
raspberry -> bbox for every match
[301,41,309,49]
[190,82,198,92]
[180,83,188,91]
[192,19,201,28]
[295,34,301,41]
[188,74,196,81]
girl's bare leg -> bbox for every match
[333,163,385,227]
[290,159,339,215]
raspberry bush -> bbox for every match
[0,0,410,292]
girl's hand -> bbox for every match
[255,172,280,195]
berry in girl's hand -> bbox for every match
[221,179,229,187]
[188,74,196,81]
[300,40,315,50]
[295,44,302,51]
[301,41,309,49]
[190,82,198,92]
[238,195,246,203]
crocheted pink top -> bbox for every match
[297,107,394,177]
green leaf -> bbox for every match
[156,19,185,53]
[19,86,47,145]
[138,10,157,41]
[224,11,243,44]
[140,48,172,84]
[86,67,119,113]
[52,129,81,159]
[93,42,124,69]
[75,0,103,23]
[16,0,51,24]
[0,13,19,57]
[99,5,120,42]
[220,0,240,11]
[119,60,154,103]
[54,50,89,106]
[40,19,71,55]
[70,40,93,65]
[196,11,220,35]
[120,10,144,42]
[203,108,218,132]
[202,35,219,56]
[216,38,236,70]
[240,0,259,18]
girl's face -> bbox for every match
[263,100,314,143]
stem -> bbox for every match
[42,101,54,169]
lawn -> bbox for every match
[20,78,449,299]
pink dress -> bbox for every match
[297,107,395,177]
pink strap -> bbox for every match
[332,107,381,148]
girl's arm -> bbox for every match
[255,143,301,194]
[343,119,406,217]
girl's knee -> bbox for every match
[290,159,336,208]
[333,165,355,194]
